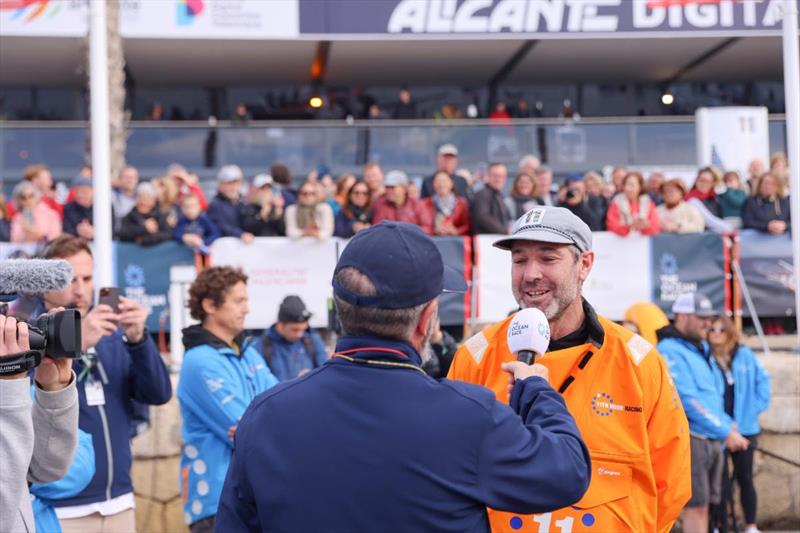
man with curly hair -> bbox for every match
[177,266,277,533]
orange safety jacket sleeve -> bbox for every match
[644,351,692,533]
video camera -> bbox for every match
[0,259,83,375]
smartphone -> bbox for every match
[98,287,120,314]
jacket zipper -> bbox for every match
[94,361,114,502]
[97,403,114,501]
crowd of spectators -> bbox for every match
[0,146,792,253]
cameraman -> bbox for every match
[37,236,171,533]
[558,178,603,231]
[0,314,78,532]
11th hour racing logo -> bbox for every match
[591,392,643,417]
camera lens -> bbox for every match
[27,309,82,359]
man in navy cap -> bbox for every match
[216,221,591,532]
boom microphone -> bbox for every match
[0,259,74,301]
[507,308,550,365]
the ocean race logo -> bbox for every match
[176,0,203,26]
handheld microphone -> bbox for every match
[507,308,550,365]
[0,259,74,301]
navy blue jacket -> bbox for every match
[53,331,172,507]
[207,193,246,238]
[217,336,590,532]
[173,213,221,246]
[63,201,92,236]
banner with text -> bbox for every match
[738,230,795,317]
[210,237,337,329]
[114,241,196,332]
[299,0,790,37]
[650,232,726,316]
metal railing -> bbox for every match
[0,116,788,181]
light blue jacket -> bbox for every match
[30,430,96,533]
[657,327,733,440]
[177,326,278,525]
[727,345,771,436]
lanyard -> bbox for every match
[332,347,426,376]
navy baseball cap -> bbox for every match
[333,222,467,309]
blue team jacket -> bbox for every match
[728,344,771,436]
[657,325,733,440]
[216,335,591,532]
[31,430,95,533]
[254,326,328,382]
[177,326,278,525]
[54,331,172,507]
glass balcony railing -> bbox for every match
[0,117,788,183]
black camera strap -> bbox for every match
[0,350,42,376]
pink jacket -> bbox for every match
[11,202,62,243]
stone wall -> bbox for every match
[131,373,187,533]
[753,352,800,529]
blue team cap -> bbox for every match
[333,221,467,309]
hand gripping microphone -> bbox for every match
[506,308,551,365]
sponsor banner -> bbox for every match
[432,236,471,327]
[336,236,469,326]
[0,0,87,37]
[696,107,770,180]
[299,0,790,37]
[115,241,196,332]
[738,230,795,317]
[120,0,299,39]
[210,237,336,329]
[650,232,726,316]
[474,234,517,324]
[475,232,651,323]
[583,232,651,321]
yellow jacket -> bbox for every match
[448,305,690,533]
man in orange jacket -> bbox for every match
[449,206,691,532]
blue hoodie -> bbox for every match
[173,213,221,246]
[53,331,172,508]
[216,335,591,532]
[254,325,328,382]
[727,344,771,436]
[657,325,733,440]
[31,430,95,533]
[177,325,278,525]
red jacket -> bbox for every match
[605,196,660,236]
[371,195,432,233]
[420,196,470,236]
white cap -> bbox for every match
[385,170,409,187]
[438,143,459,156]
[507,308,551,357]
[217,164,244,183]
[672,292,715,317]
[252,174,273,188]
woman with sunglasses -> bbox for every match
[334,181,373,239]
[708,316,771,533]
